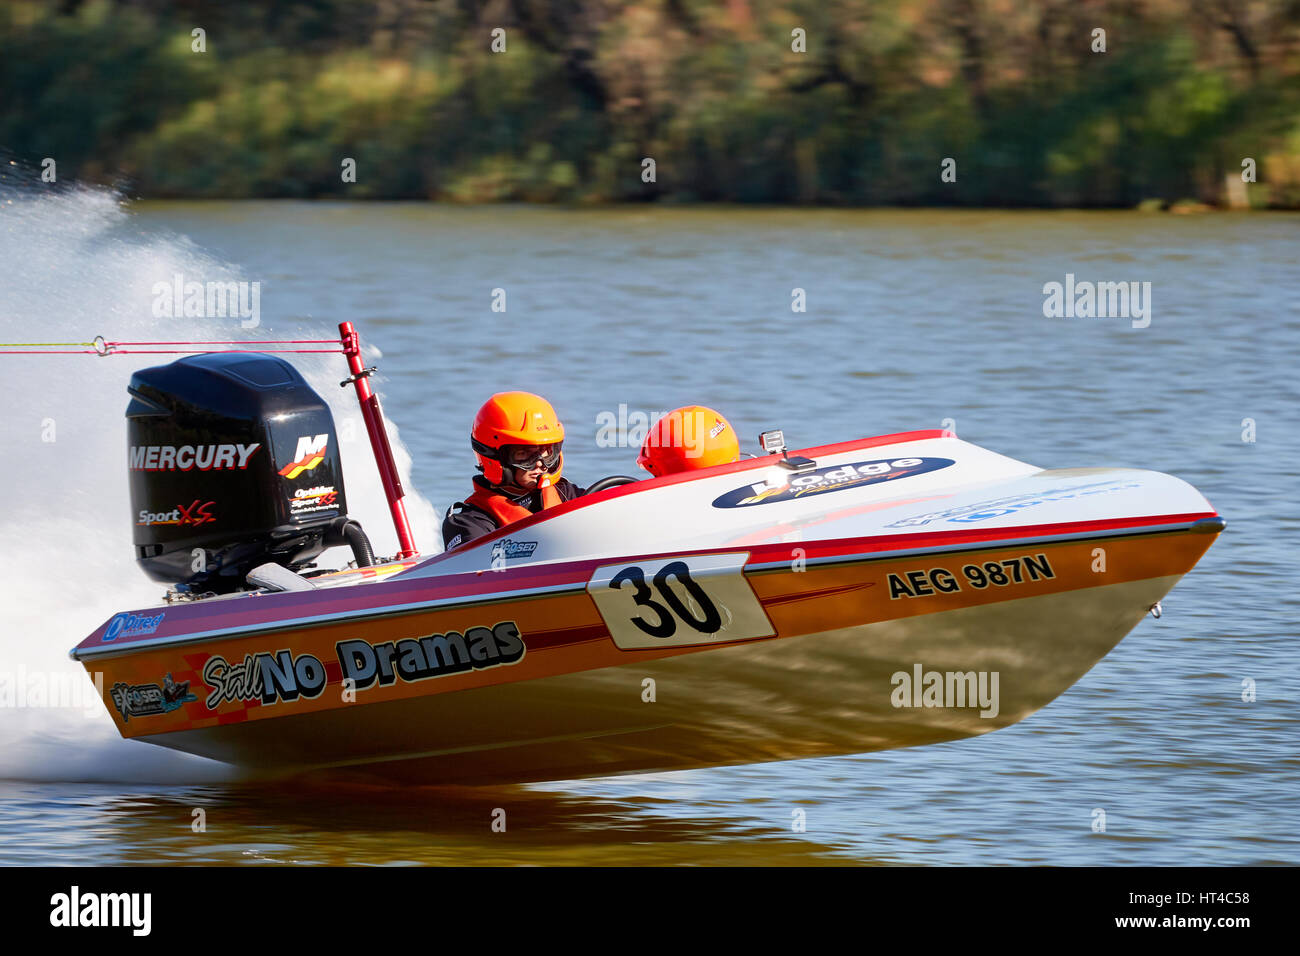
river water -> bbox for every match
[1,197,1296,864]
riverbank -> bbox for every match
[3,0,1298,207]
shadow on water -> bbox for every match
[0,779,860,866]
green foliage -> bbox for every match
[1,0,1298,205]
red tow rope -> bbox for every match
[0,335,344,355]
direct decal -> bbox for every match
[713,457,955,508]
[103,611,165,642]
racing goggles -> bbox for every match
[503,442,562,472]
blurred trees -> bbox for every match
[2,0,1298,204]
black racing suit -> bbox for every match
[442,475,586,551]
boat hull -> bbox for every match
[75,520,1220,783]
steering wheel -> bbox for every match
[585,475,639,495]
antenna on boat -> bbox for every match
[338,321,418,559]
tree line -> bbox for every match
[2,0,1297,205]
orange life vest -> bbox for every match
[464,482,561,529]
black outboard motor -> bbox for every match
[126,352,374,593]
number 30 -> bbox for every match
[609,561,723,638]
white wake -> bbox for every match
[0,176,439,782]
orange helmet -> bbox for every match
[637,406,739,477]
[471,391,565,486]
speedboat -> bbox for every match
[71,328,1224,784]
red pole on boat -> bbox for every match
[339,321,418,559]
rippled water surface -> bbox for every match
[1,202,1296,865]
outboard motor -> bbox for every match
[126,352,374,593]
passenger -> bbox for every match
[637,405,740,477]
[442,391,586,551]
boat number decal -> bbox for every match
[609,562,723,638]
[888,553,1055,599]
[587,553,775,651]
[713,457,955,508]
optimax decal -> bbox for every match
[288,485,338,515]
[713,457,955,508]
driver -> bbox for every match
[442,391,587,551]
[637,405,741,476]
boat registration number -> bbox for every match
[887,553,1056,599]
[587,552,775,650]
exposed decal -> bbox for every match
[713,457,955,508]
[129,443,260,471]
[492,538,538,560]
[884,480,1142,528]
[110,673,195,721]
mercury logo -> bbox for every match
[129,443,260,471]
[279,434,328,479]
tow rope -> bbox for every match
[0,335,343,355]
